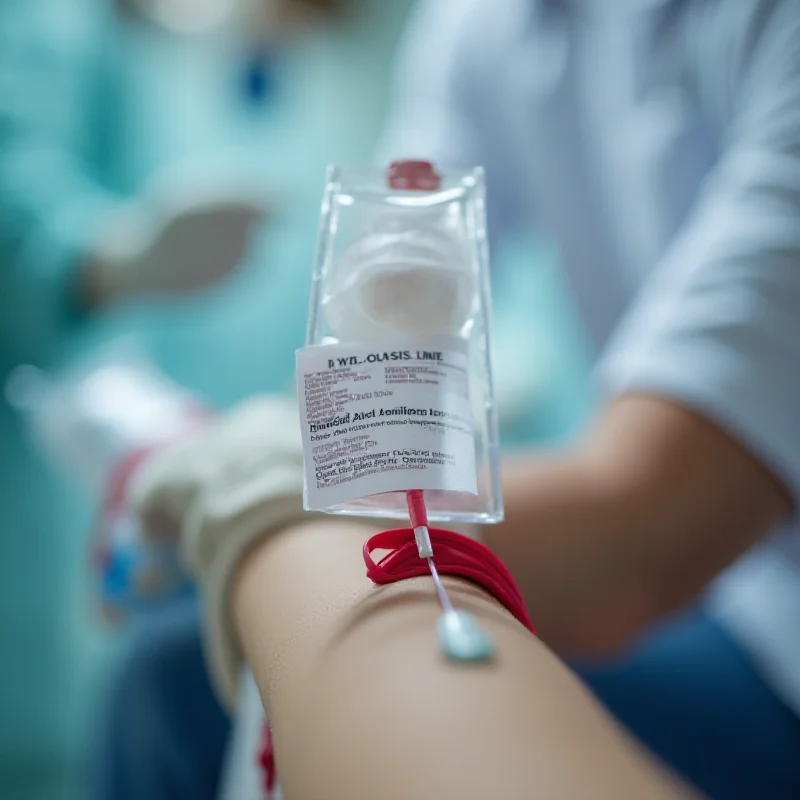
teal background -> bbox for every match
[0,2,592,797]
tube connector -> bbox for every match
[414,525,434,559]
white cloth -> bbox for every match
[377,0,800,711]
[128,397,309,710]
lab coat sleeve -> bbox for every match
[373,0,523,244]
[0,0,123,363]
[599,0,800,504]
[373,0,479,168]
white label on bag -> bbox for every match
[297,335,477,509]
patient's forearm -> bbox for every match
[233,520,698,800]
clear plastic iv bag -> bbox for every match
[297,162,502,524]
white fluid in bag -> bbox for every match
[322,220,474,340]
[303,164,503,524]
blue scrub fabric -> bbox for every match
[575,610,800,800]
[93,596,231,800]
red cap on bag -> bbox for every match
[387,160,442,191]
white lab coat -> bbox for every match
[378,0,800,713]
[220,1,800,794]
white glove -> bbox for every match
[92,163,267,304]
[127,396,310,708]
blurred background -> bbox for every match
[0,0,591,797]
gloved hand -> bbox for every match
[127,395,309,708]
[87,162,267,308]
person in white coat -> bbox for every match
[372,2,800,797]
[121,1,800,797]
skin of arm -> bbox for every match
[233,518,700,800]
[484,394,791,656]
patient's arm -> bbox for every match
[233,519,701,800]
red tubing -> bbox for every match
[406,489,429,530]
[260,726,276,793]
[363,527,536,635]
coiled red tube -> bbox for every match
[363,527,535,635]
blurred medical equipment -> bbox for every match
[119,0,349,34]
[88,162,267,309]
[121,0,238,34]
[6,342,207,621]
